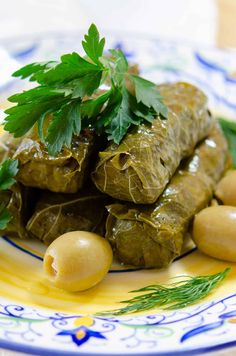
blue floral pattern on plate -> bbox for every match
[1,294,236,355]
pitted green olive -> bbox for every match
[43,231,113,291]
[193,205,236,262]
[215,170,236,206]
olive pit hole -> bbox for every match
[45,255,58,277]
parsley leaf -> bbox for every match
[82,23,105,66]
[109,49,128,86]
[46,101,81,156]
[102,88,140,143]
[0,203,12,230]
[70,71,103,98]
[0,159,19,230]
[95,88,123,130]
[218,117,236,167]
[129,74,168,118]
[81,90,111,120]
[13,61,57,81]
[4,88,67,137]
[34,52,102,87]
[129,93,155,124]
[0,159,19,190]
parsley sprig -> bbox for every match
[0,159,19,229]
[218,117,236,167]
[4,24,168,156]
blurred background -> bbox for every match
[0,0,235,46]
[0,0,236,117]
[0,0,218,44]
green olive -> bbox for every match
[215,170,236,206]
[193,205,236,262]
[43,231,113,291]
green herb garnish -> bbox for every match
[4,24,168,156]
[0,159,19,229]
[99,268,230,315]
[218,117,236,168]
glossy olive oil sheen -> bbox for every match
[0,236,235,315]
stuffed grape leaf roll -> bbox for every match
[92,82,213,204]
[26,188,109,245]
[105,123,229,268]
[13,130,96,193]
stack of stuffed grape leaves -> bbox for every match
[0,77,230,271]
[105,124,228,268]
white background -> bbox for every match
[0,0,217,45]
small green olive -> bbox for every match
[43,231,113,291]
[193,205,236,262]
[215,170,236,206]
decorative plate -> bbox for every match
[0,33,236,356]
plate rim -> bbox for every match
[1,332,236,356]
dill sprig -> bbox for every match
[99,268,230,316]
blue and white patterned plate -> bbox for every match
[0,33,236,356]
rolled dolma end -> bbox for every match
[26,188,109,245]
[13,131,95,193]
[92,82,213,204]
[105,123,229,268]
